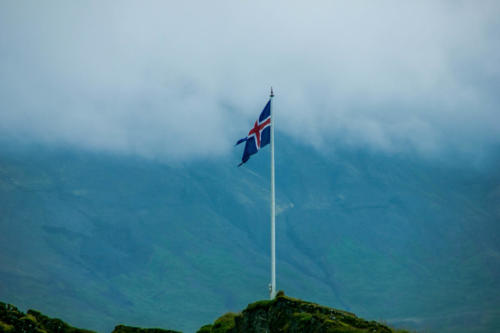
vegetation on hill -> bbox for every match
[0,301,94,333]
[197,291,410,333]
[1,294,410,333]
[111,324,180,333]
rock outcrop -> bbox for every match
[111,324,180,333]
[198,291,408,333]
[1,293,409,333]
[0,301,94,333]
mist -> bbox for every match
[1,0,499,161]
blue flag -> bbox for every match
[235,100,271,166]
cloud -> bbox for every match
[1,0,499,160]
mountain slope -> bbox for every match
[0,137,499,332]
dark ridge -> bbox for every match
[1,293,411,333]
[111,324,180,333]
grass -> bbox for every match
[211,312,237,333]
[0,321,14,332]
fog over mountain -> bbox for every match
[1,138,499,333]
[1,3,500,333]
[1,1,499,160]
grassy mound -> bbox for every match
[198,291,410,333]
[0,301,94,333]
[1,293,410,333]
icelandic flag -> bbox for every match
[235,100,271,166]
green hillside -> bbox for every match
[0,137,499,332]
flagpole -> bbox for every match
[270,87,276,299]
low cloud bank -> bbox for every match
[1,1,499,161]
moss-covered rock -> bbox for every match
[0,302,93,333]
[196,324,213,333]
[111,324,180,333]
[210,313,237,333]
[1,294,411,333]
[201,291,410,333]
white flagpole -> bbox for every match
[270,87,276,299]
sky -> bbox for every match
[1,1,499,161]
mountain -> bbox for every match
[0,136,499,333]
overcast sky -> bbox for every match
[1,1,499,161]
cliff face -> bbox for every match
[198,292,407,333]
